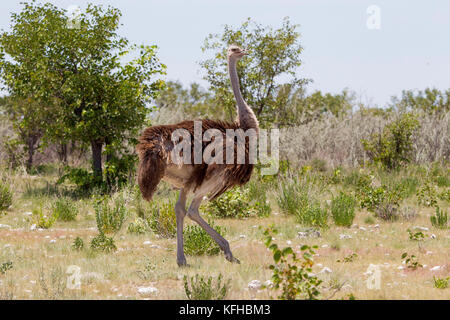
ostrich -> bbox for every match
[136,45,259,266]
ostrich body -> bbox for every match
[136,45,259,266]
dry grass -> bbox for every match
[0,168,449,300]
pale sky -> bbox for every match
[1,0,450,107]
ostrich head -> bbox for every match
[227,45,247,60]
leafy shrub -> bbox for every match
[52,198,78,221]
[330,192,356,227]
[430,207,448,229]
[94,197,127,235]
[416,182,438,207]
[263,227,322,300]
[90,233,117,253]
[336,253,358,263]
[72,237,84,251]
[358,184,403,219]
[148,200,177,238]
[0,261,13,275]
[206,187,268,219]
[183,221,224,256]
[184,274,230,300]
[362,113,420,170]
[0,182,12,212]
[32,206,58,229]
[57,167,101,192]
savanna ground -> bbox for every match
[0,162,448,300]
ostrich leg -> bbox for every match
[187,195,240,264]
[175,189,188,267]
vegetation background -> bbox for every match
[0,2,448,300]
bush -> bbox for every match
[184,221,224,256]
[32,206,58,229]
[53,198,78,221]
[206,187,268,219]
[331,192,356,227]
[277,177,309,215]
[358,184,403,213]
[94,197,127,235]
[148,200,177,238]
[362,113,420,170]
[430,207,448,229]
[263,227,322,300]
[72,237,84,251]
[184,274,230,300]
[296,202,328,229]
[416,182,438,207]
[0,182,12,212]
[90,233,117,253]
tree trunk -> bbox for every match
[25,134,40,173]
[91,140,103,181]
[57,143,68,165]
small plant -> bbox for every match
[337,253,358,263]
[32,206,58,229]
[263,226,322,300]
[94,196,127,235]
[0,261,13,275]
[330,192,356,227]
[433,276,449,289]
[184,274,230,300]
[407,228,426,241]
[53,198,78,221]
[148,200,177,238]
[183,221,224,256]
[430,206,448,229]
[401,252,423,270]
[90,233,117,253]
[72,237,84,251]
[136,257,156,280]
[38,266,66,299]
[0,182,13,212]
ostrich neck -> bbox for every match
[228,57,258,130]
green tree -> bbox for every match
[200,17,309,127]
[0,2,165,181]
[362,113,420,170]
[391,88,450,114]
[0,96,45,171]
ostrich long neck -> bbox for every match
[228,57,259,130]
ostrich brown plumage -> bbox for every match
[136,45,259,266]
